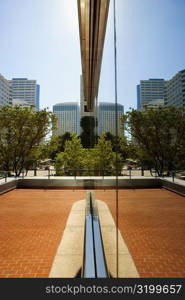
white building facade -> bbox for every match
[137,79,165,110]
[0,74,12,106]
[98,102,124,136]
[9,78,40,110]
[53,102,80,135]
[165,69,185,108]
[137,69,185,110]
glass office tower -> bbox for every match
[98,102,124,135]
[137,79,165,110]
[9,78,40,110]
[53,102,80,135]
[0,73,12,106]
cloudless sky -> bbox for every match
[0,0,185,112]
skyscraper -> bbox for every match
[0,74,12,106]
[53,102,80,135]
[9,78,40,110]
[98,102,124,136]
[137,69,185,110]
[137,79,165,110]
[165,69,185,108]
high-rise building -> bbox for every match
[98,102,124,136]
[0,74,12,106]
[144,99,164,108]
[9,78,40,110]
[137,69,185,110]
[165,69,185,108]
[137,79,165,110]
[53,102,80,135]
[12,99,30,108]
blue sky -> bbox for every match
[0,0,185,112]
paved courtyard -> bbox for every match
[95,189,185,277]
[0,188,184,277]
[0,189,85,278]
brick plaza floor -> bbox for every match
[0,189,85,278]
[95,189,185,277]
[0,188,184,277]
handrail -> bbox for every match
[82,191,109,278]
[0,171,8,183]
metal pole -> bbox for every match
[113,0,119,278]
[141,166,144,176]
[172,171,175,182]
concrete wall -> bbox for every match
[161,179,185,197]
[17,178,162,189]
[0,180,18,195]
[0,178,184,197]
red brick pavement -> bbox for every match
[0,189,85,278]
[95,188,185,277]
[0,188,185,278]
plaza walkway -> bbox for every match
[0,189,85,278]
[0,188,184,277]
[95,189,185,277]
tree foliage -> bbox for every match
[93,134,114,175]
[55,133,124,176]
[104,131,128,160]
[80,116,98,148]
[55,134,85,175]
[121,106,185,175]
[49,132,72,159]
[0,105,56,176]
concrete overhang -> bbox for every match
[77,0,110,111]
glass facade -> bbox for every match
[53,102,80,135]
[98,102,124,135]
[137,70,185,110]
[0,74,12,106]
[9,78,40,110]
[165,69,185,108]
[137,79,165,110]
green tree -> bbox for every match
[80,116,98,148]
[54,152,65,176]
[81,148,96,175]
[121,106,185,176]
[104,131,128,161]
[104,132,115,145]
[54,133,125,176]
[126,142,156,175]
[94,134,114,175]
[0,105,56,176]
[49,132,72,159]
[55,134,85,175]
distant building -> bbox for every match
[137,79,165,110]
[9,78,40,110]
[145,99,164,108]
[53,102,80,135]
[137,69,185,110]
[12,99,30,108]
[0,74,12,106]
[98,102,124,136]
[165,69,185,108]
